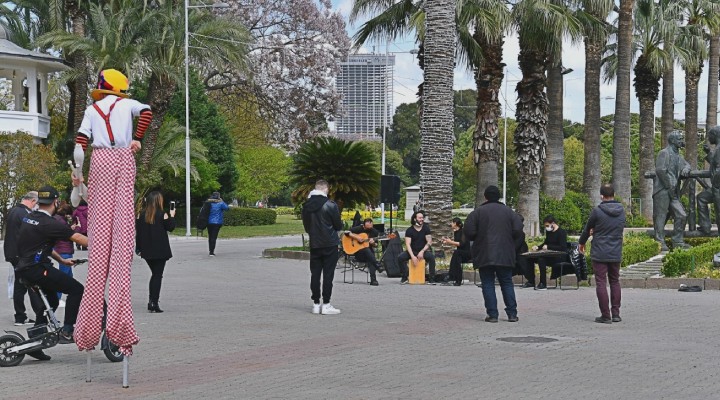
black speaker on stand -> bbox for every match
[380,175,401,232]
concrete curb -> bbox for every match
[263,249,310,261]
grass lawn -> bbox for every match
[172,214,308,239]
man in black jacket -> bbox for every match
[527,215,568,290]
[302,180,343,315]
[579,183,626,324]
[4,191,43,327]
[464,186,523,323]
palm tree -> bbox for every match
[419,0,456,240]
[612,0,635,207]
[543,54,565,200]
[289,137,381,211]
[707,31,720,128]
[65,0,89,162]
[512,0,581,234]
[580,0,614,204]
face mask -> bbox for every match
[545,226,553,232]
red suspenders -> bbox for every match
[92,97,123,147]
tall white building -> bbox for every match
[335,54,395,140]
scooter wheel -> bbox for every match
[101,332,123,363]
[0,334,25,367]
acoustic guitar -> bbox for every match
[342,232,396,255]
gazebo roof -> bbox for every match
[0,26,68,71]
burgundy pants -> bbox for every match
[592,261,621,318]
[74,148,138,356]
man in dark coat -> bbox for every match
[302,179,343,315]
[579,183,626,324]
[464,185,523,323]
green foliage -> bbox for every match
[290,137,380,210]
[223,208,277,226]
[563,137,584,193]
[235,145,291,204]
[686,264,720,279]
[274,207,296,215]
[621,233,660,269]
[539,193,583,233]
[389,102,421,183]
[362,141,411,186]
[625,213,651,227]
[564,191,593,226]
[453,125,476,205]
[663,237,720,277]
[167,71,237,197]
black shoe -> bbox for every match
[375,263,384,273]
[520,282,534,289]
[370,280,379,286]
[612,315,622,322]
[484,316,498,323]
[58,330,74,344]
[535,283,547,291]
[594,316,612,324]
[507,316,519,322]
[400,279,408,285]
[453,282,462,286]
[14,318,35,326]
[149,302,164,313]
[28,350,51,361]
[148,302,153,311]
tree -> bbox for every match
[0,133,59,238]
[289,137,380,211]
[612,0,635,208]
[235,146,291,205]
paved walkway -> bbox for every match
[3,235,720,399]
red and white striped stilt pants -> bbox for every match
[74,147,139,356]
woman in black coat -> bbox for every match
[136,191,175,313]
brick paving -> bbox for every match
[3,235,720,399]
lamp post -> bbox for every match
[184,1,229,236]
[502,70,521,204]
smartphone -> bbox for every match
[170,201,176,211]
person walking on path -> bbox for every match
[301,179,343,315]
[464,185,523,323]
[72,200,89,250]
[204,192,229,256]
[579,183,626,324]
[4,191,44,327]
[136,191,176,313]
[53,203,76,305]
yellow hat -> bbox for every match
[90,69,130,101]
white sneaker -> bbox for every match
[312,303,321,314]
[321,303,341,315]
[58,299,66,308]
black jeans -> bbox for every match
[207,224,222,254]
[16,263,84,326]
[145,259,167,303]
[353,247,380,279]
[449,249,471,284]
[310,246,339,304]
[12,263,43,323]
[398,251,436,280]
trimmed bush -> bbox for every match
[223,207,277,226]
[626,213,651,228]
[341,209,406,221]
[275,207,295,215]
[621,233,660,268]
[663,237,720,277]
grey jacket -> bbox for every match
[579,201,626,263]
[464,201,523,268]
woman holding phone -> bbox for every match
[136,191,175,313]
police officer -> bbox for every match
[15,185,88,343]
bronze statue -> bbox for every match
[653,130,691,250]
[697,126,720,235]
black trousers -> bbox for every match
[207,224,222,254]
[310,246,339,304]
[449,249,471,284]
[16,263,84,326]
[353,247,379,279]
[12,264,43,323]
[398,251,436,280]
[145,259,167,303]
[533,256,567,285]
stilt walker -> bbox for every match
[71,70,153,373]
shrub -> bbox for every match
[564,191,593,225]
[686,263,720,279]
[275,206,296,215]
[621,233,660,268]
[539,193,583,233]
[626,213,651,228]
[223,207,277,226]
[341,209,406,221]
[662,237,720,277]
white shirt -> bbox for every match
[78,95,151,148]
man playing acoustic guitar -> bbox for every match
[346,218,384,286]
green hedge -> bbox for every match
[621,233,660,268]
[662,237,720,277]
[275,207,295,215]
[174,206,276,227]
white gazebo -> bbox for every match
[0,27,69,142]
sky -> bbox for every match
[331,0,714,124]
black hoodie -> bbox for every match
[579,200,626,263]
[302,193,342,249]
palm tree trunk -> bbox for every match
[706,34,720,129]
[473,33,504,205]
[420,0,456,241]
[583,35,603,205]
[515,42,547,236]
[65,2,87,161]
[660,38,675,148]
[543,59,565,199]
[140,73,177,168]
[612,0,635,208]
[686,67,701,232]
[638,96,655,221]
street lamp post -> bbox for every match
[184,1,229,236]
